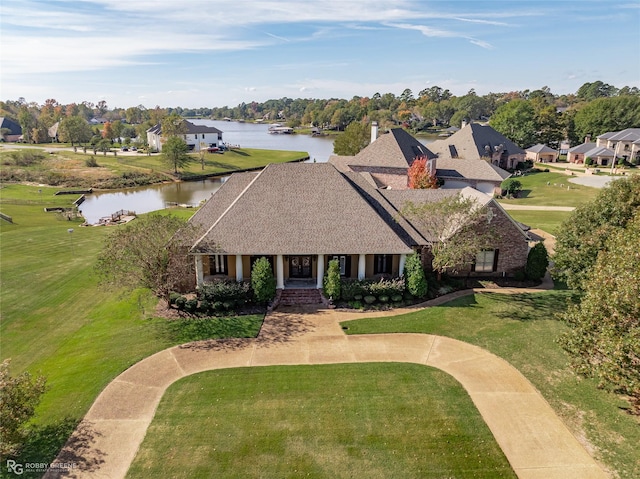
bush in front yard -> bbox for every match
[198,281,251,306]
[251,257,276,304]
[323,259,341,300]
[405,253,428,298]
[526,242,549,281]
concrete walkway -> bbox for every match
[46,285,608,479]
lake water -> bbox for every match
[79,122,433,224]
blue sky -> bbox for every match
[1,0,639,108]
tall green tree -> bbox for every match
[333,121,370,155]
[489,99,537,148]
[404,253,427,298]
[162,136,191,173]
[58,116,92,145]
[553,176,640,290]
[161,113,187,137]
[572,96,640,141]
[559,213,640,413]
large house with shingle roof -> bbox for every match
[0,117,22,142]
[147,120,223,152]
[186,161,530,289]
[596,128,640,164]
[428,123,526,170]
[330,126,511,195]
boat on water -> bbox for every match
[268,125,294,134]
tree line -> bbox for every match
[2,80,639,149]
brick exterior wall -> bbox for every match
[351,166,409,189]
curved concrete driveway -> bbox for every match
[46,299,608,479]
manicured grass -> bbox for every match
[342,292,640,479]
[0,147,308,187]
[498,171,598,207]
[127,364,516,479]
[505,210,570,235]
[0,184,263,469]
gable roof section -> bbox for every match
[0,117,22,135]
[583,146,614,157]
[191,163,414,255]
[597,128,640,142]
[188,172,258,231]
[568,142,597,153]
[435,158,511,182]
[429,123,525,160]
[331,128,436,170]
[526,143,557,154]
[146,120,222,136]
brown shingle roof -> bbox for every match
[330,128,436,170]
[190,163,414,255]
[435,158,511,182]
[429,123,525,160]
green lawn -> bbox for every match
[0,184,263,470]
[342,292,640,479]
[0,147,308,188]
[506,210,570,235]
[127,364,516,479]
[498,171,598,207]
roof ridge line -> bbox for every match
[191,165,269,251]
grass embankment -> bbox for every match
[342,293,640,479]
[0,147,307,189]
[498,171,598,207]
[127,364,516,479]
[0,184,263,472]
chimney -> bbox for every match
[427,158,436,176]
[585,134,591,144]
[461,120,468,129]
[371,121,378,144]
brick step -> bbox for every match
[279,288,323,305]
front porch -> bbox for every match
[195,253,408,289]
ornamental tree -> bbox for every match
[408,156,438,189]
[251,257,276,304]
[323,259,341,301]
[400,194,495,276]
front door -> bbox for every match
[289,255,312,278]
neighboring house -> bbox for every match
[0,117,22,142]
[146,120,223,152]
[186,162,530,289]
[596,128,640,164]
[428,123,526,170]
[330,126,510,195]
[526,144,559,163]
[567,142,615,166]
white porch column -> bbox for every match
[399,254,407,277]
[358,254,366,280]
[235,255,243,282]
[276,254,284,289]
[195,255,204,287]
[316,254,325,289]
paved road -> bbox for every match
[45,282,608,479]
